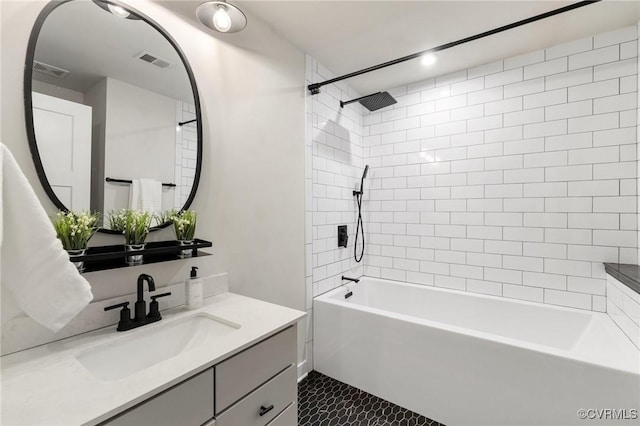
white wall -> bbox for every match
[103,77,176,213]
[360,25,639,312]
[1,0,306,369]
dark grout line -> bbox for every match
[298,370,445,426]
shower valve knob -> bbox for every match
[338,225,348,248]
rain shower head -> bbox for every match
[340,92,397,112]
[359,92,397,111]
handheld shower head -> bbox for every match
[359,165,369,194]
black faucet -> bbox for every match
[104,274,171,332]
[135,274,155,322]
[342,276,360,283]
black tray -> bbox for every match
[69,239,213,273]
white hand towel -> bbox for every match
[129,178,162,216]
[0,143,93,332]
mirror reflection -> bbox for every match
[30,0,199,228]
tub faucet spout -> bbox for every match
[342,276,359,283]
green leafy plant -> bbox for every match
[108,209,153,245]
[156,209,175,226]
[170,210,197,241]
[51,211,99,251]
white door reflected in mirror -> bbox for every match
[32,92,91,211]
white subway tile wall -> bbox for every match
[306,56,366,297]
[304,56,366,374]
[359,25,639,311]
[637,26,640,292]
[607,275,640,349]
[175,101,197,208]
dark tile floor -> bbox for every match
[298,371,444,426]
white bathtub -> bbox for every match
[314,277,640,426]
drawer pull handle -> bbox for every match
[259,404,274,416]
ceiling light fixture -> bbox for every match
[212,5,232,32]
[196,1,247,33]
[92,1,140,20]
[421,54,437,66]
[107,4,130,18]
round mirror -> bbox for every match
[25,0,202,233]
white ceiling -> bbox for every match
[34,1,193,103]
[232,0,640,94]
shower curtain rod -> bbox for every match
[307,0,600,95]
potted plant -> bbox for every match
[170,209,197,258]
[108,209,153,265]
[51,210,99,272]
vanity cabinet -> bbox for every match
[106,368,214,426]
[104,326,297,426]
[217,366,296,426]
[267,402,297,426]
[215,324,296,412]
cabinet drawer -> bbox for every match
[216,365,296,426]
[215,326,296,413]
[267,402,297,426]
[106,368,214,426]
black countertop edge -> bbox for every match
[604,263,640,295]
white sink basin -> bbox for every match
[75,313,240,381]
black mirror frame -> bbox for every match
[24,0,203,234]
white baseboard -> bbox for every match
[297,360,308,382]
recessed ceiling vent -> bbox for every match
[33,61,69,79]
[135,51,173,69]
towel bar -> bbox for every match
[105,177,176,188]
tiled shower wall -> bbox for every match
[304,55,365,374]
[606,275,640,349]
[360,25,639,312]
[175,101,197,209]
[306,56,366,296]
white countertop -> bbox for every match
[1,292,306,426]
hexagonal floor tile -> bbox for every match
[298,371,444,426]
